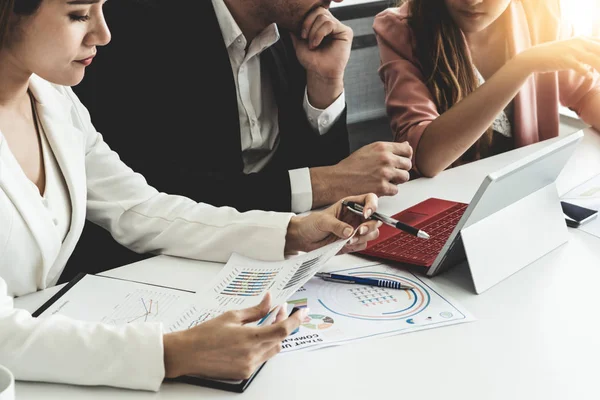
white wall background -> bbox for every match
[561,0,600,35]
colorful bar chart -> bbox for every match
[219,268,279,297]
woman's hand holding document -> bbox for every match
[174,224,364,332]
[161,194,380,380]
[163,292,307,380]
[34,196,378,387]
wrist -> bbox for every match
[309,166,340,208]
[510,52,536,78]
[163,332,187,378]
[285,216,305,254]
[306,73,344,109]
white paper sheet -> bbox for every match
[36,238,474,355]
[37,237,352,334]
[37,275,195,329]
[167,237,351,331]
[280,263,475,353]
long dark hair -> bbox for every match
[0,0,43,51]
[403,0,495,164]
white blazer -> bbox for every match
[0,75,293,390]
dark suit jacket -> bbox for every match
[60,0,349,282]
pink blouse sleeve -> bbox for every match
[374,10,439,173]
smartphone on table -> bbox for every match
[561,201,598,228]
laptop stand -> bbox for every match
[461,183,568,294]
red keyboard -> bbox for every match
[366,203,468,267]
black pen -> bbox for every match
[343,200,430,239]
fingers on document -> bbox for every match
[347,220,380,247]
[259,308,309,342]
[231,292,272,323]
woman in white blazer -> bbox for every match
[0,0,381,391]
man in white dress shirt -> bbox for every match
[67,0,413,279]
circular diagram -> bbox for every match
[315,271,430,321]
[302,314,335,330]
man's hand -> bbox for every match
[291,6,353,109]
[284,193,380,255]
[310,142,413,208]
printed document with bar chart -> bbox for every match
[34,236,351,333]
[168,236,351,331]
[32,237,352,391]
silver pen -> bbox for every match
[343,200,430,239]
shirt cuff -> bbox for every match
[289,167,313,213]
[303,88,346,135]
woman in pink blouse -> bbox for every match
[374,0,600,177]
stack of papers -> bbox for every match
[36,237,473,355]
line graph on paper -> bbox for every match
[167,306,223,333]
[101,289,182,325]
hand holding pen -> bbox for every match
[333,194,383,254]
[342,200,430,239]
[285,194,382,256]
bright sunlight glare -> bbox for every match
[561,0,600,36]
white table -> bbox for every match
[14,128,600,400]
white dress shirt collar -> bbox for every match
[211,0,280,55]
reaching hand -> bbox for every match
[284,193,381,255]
[516,36,600,78]
[163,292,307,380]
